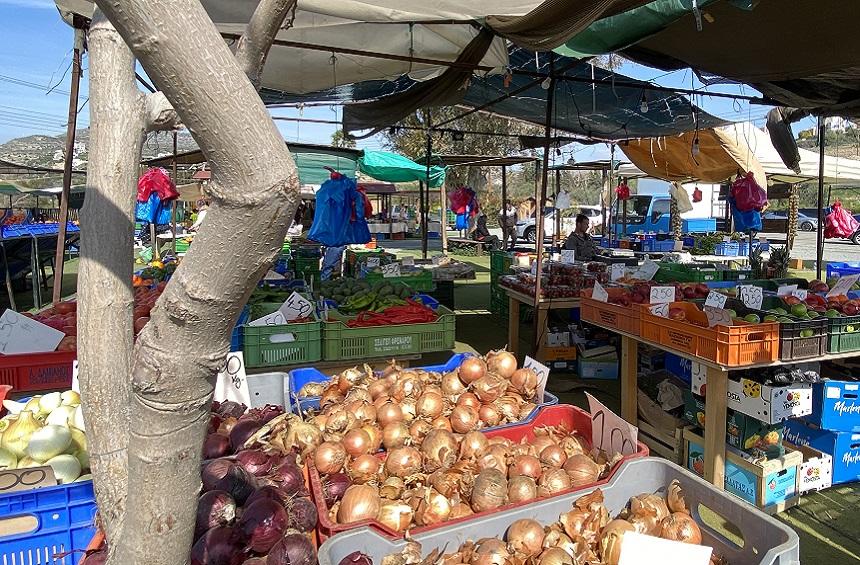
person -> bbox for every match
[499,199,518,249]
[563,213,599,261]
[189,200,209,232]
[472,214,501,250]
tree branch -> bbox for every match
[235,0,297,89]
[144,92,182,132]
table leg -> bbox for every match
[508,296,520,358]
[703,366,728,489]
[620,336,638,423]
[535,307,548,361]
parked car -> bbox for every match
[515,206,602,243]
[610,195,716,235]
[762,211,819,231]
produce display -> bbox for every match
[364,265,426,279]
[317,279,416,313]
[499,263,608,299]
[366,483,724,565]
[601,281,710,306]
[0,389,89,482]
[345,300,438,327]
[25,300,79,351]
[133,259,177,286]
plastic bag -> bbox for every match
[730,172,767,212]
[692,186,703,203]
[615,181,630,201]
[824,200,860,239]
[670,183,694,214]
[555,190,572,210]
[135,193,171,225]
[310,172,370,246]
[138,168,179,202]
[729,196,762,232]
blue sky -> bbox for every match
[0,0,817,162]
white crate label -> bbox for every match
[777,284,798,296]
[827,274,859,297]
[524,355,550,400]
[0,309,64,354]
[586,392,638,457]
[636,259,660,281]
[610,263,625,281]
[561,249,576,264]
[704,291,728,309]
[619,532,711,565]
[281,291,314,321]
[214,351,250,407]
[649,303,670,318]
[592,281,609,303]
[738,285,763,310]
[402,256,415,266]
[793,288,808,300]
[674,240,684,251]
[704,305,733,327]
[826,386,841,399]
[650,286,675,304]
[366,257,381,268]
[382,263,401,278]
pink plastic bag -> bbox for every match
[137,167,179,203]
[825,200,860,239]
[730,172,767,212]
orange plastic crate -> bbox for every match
[580,290,641,336]
[639,302,779,367]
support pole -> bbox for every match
[171,131,179,252]
[501,165,508,249]
[533,58,555,352]
[423,111,432,259]
[609,144,616,242]
[440,173,448,253]
[52,22,84,303]
[600,168,607,237]
[816,117,826,280]
[554,169,561,248]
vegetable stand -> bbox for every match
[504,287,580,363]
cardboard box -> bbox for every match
[578,353,618,380]
[803,380,860,432]
[691,371,812,424]
[544,345,577,361]
[784,419,860,485]
[546,330,571,347]
[784,441,833,494]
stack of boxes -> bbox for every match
[489,250,512,316]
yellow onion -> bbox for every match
[563,454,601,487]
[377,502,413,532]
[509,455,542,480]
[449,502,474,520]
[459,431,489,459]
[451,406,480,434]
[377,402,403,427]
[379,476,405,499]
[321,386,344,408]
[486,350,517,379]
[373,395,392,409]
[314,441,348,475]
[472,375,506,404]
[350,402,377,424]
[488,437,512,447]
[391,375,423,401]
[495,396,521,421]
[471,469,508,512]
[385,447,422,478]
[415,488,451,526]
[599,519,635,565]
[337,484,381,524]
[530,435,556,456]
[441,371,467,396]
[539,547,574,565]
[458,357,487,384]
[519,403,538,419]
[1,410,40,458]
[478,444,509,473]
[628,508,661,535]
[431,416,452,432]
[507,476,538,503]
[311,414,329,432]
[538,468,571,497]
[345,388,372,404]
[660,512,702,544]
[367,379,390,400]
[421,429,459,472]
[559,509,588,539]
[457,393,481,410]
[400,400,418,422]
[629,493,670,523]
[325,409,357,436]
[343,428,372,457]
[349,454,381,483]
[382,422,410,450]
[362,424,383,453]
[510,368,538,398]
[471,539,510,565]
[667,479,688,514]
[337,367,364,393]
[539,445,567,468]
[409,420,432,443]
[506,519,545,557]
[559,435,589,457]
[478,404,501,427]
[417,391,444,419]
[428,469,461,498]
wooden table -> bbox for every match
[505,287,580,361]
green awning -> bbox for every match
[292,150,358,185]
[357,151,446,188]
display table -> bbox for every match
[505,287,579,362]
[691,254,750,265]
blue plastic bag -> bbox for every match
[135,193,171,225]
[730,197,762,232]
[309,173,370,246]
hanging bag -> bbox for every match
[730,172,768,212]
[825,200,860,239]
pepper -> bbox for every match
[346,299,437,327]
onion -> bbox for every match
[628,508,661,536]
[217,416,238,435]
[563,454,601,487]
[559,435,588,457]
[660,512,702,544]
[600,519,635,565]
[390,375,423,401]
[538,468,571,497]
[457,392,481,410]
[202,460,257,505]
[478,404,501,427]
[321,386,345,408]
[441,371,467,396]
[409,420,432,443]
[377,502,414,532]
[450,502,474,520]
[203,434,231,459]
[401,400,417,422]
[539,547,574,565]
[323,472,352,505]
[510,455,542,480]
[228,419,261,452]
[194,490,236,540]
[382,422,410,450]
[377,402,403,426]
[431,415,453,432]
[287,496,318,532]
[315,442,348,474]
[530,436,555,457]
[373,395,391,409]
[458,357,487,384]
[338,368,363,393]
[416,391,444,419]
[559,508,588,539]
[234,449,271,477]
[421,429,459,472]
[472,539,510,565]
[352,402,377,424]
[251,404,283,424]
[239,498,289,554]
[268,533,316,565]
[450,406,480,434]
[506,518,545,557]
[190,526,244,565]
[362,424,383,453]
[385,447,422,478]
[472,375,506,404]
[285,420,322,456]
[368,379,390,400]
[337,484,381,524]
[487,350,517,379]
[244,485,286,509]
[343,428,372,457]
[416,488,451,526]
[495,396,521,422]
[325,409,356,436]
[338,552,372,565]
[349,454,382,483]
[539,445,567,468]
[629,494,670,522]
[471,469,507,512]
[459,431,489,459]
[218,401,246,419]
[269,460,306,497]
[379,476,405,500]
[667,479,689,514]
[243,559,267,565]
[507,476,538,503]
[510,368,538,398]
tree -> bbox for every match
[331,129,357,148]
[79,1,300,563]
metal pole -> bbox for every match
[171,131,179,251]
[501,166,508,249]
[423,111,432,259]
[554,169,561,248]
[609,145,616,242]
[816,117,826,280]
[52,22,84,303]
[534,58,556,351]
[440,175,448,253]
[600,168,607,237]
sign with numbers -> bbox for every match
[561,250,576,264]
[382,263,401,278]
[524,356,550,401]
[592,281,609,302]
[738,285,763,310]
[649,286,676,304]
[610,263,625,281]
[793,288,808,300]
[587,392,638,457]
[0,309,64,354]
[704,291,727,309]
[402,256,415,266]
[649,303,669,318]
[282,291,314,321]
[704,305,733,327]
[214,351,250,406]
[777,284,798,297]
[0,466,57,494]
[635,259,660,281]
[827,274,860,298]
[366,257,381,268]
[619,532,711,565]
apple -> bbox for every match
[668,308,686,321]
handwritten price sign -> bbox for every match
[402,256,415,267]
[635,259,660,281]
[561,250,576,264]
[592,281,609,303]
[214,351,251,407]
[649,303,669,318]
[366,257,381,268]
[704,305,733,327]
[649,286,675,304]
[382,263,402,278]
[610,263,625,281]
[619,532,711,565]
[738,285,763,310]
[587,392,638,457]
[523,356,550,401]
[704,291,727,309]
[282,291,314,321]
[827,274,860,298]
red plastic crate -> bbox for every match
[0,351,76,394]
[310,404,649,541]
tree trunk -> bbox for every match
[78,11,146,542]
[88,1,300,562]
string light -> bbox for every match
[692,135,701,156]
[541,76,552,90]
[640,93,649,113]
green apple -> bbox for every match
[775,308,788,315]
[763,315,779,322]
[800,329,814,338]
[807,310,820,318]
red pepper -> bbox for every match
[346,301,437,327]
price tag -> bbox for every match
[402,256,415,267]
[248,310,286,326]
[530,261,538,275]
[793,288,808,300]
[827,274,860,298]
[366,257,381,268]
[777,284,798,297]
[382,263,401,278]
[592,281,609,302]
[586,392,638,457]
[264,270,285,280]
[704,291,727,309]
[524,355,550,400]
[619,532,711,565]
[561,249,576,264]
[214,351,251,407]
[649,303,669,318]
[0,309,64,354]
[610,263,625,281]
[704,305,733,327]
[282,291,314,321]
[650,286,675,304]
[738,285,763,310]
[635,259,660,281]
[0,466,57,494]
[673,240,684,251]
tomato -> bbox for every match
[62,326,76,336]
[54,301,77,315]
[156,281,168,291]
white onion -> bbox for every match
[46,454,81,484]
[27,425,71,463]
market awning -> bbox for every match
[357,151,446,187]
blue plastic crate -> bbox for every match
[714,242,740,256]
[231,306,250,352]
[0,480,97,565]
[738,242,749,256]
[827,262,860,280]
[682,218,717,232]
[683,235,695,247]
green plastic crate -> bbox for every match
[719,269,752,282]
[363,268,434,292]
[322,305,455,360]
[243,302,322,368]
[490,250,513,273]
[345,250,395,277]
[654,263,721,283]
[826,315,860,353]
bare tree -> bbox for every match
[80,1,299,562]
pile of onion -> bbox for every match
[381,480,717,565]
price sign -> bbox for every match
[264,270,285,280]
[635,259,660,281]
[249,310,286,326]
[530,261,538,275]
[673,240,684,251]
[738,285,763,310]
[650,286,676,304]
[704,305,733,327]
[214,351,251,407]
[777,284,798,297]
[561,250,576,264]
[0,309,64,354]
[649,303,669,318]
[827,274,860,298]
[366,257,381,268]
[793,288,808,300]
[281,291,315,321]
[382,263,401,278]
[0,466,57,494]
[72,360,80,393]
[592,281,609,303]
[586,392,638,457]
[524,356,550,401]
[619,532,711,565]
[691,361,707,395]
[704,291,728,309]
[402,256,415,267]
[610,263,625,281]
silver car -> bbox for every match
[515,206,602,243]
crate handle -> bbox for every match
[0,514,39,539]
[268,333,297,344]
[744,331,767,342]
[844,393,858,399]
[693,502,745,550]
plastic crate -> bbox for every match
[642,239,677,252]
[317,457,799,565]
[715,242,740,256]
[245,371,291,410]
[311,404,645,541]
[0,351,76,394]
[242,303,322,368]
[826,261,860,280]
[426,280,454,309]
[580,292,641,336]
[293,255,320,275]
[825,314,860,353]
[683,218,718,232]
[721,269,752,281]
[489,250,513,273]
[654,263,721,283]
[344,250,395,277]
[230,307,249,352]
[363,268,434,292]
[0,481,98,565]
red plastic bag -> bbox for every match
[137,168,179,203]
[615,180,630,200]
[729,172,767,212]
[692,186,703,203]
[825,200,860,239]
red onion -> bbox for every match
[217,401,246,419]
[269,460,306,497]
[229,419,262,452]
[242,559,267,565]
[287,496,318,532]
[203,434,231,459]
[239,498,289,554]
[235,449,272,477]
[244,486,286,509]
[195,490,237,540]
[208,414,223,434]
[268,533,316,565]
[338,552,372,565]
[202,460,258,505]
[191,526,245,565]
[250,404,283,424]
[323,472,352,506]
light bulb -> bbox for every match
[692,137,700,156]
[541,77,552,90]
[639,94,649,113]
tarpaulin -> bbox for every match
[358,151,446,188]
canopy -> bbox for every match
[358,151,446,187]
